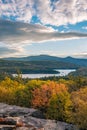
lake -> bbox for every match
[13,69,76,79]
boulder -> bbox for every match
[0,103,79,130]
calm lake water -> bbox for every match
[13,69,76,79]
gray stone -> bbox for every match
[0,103,79,130]
[0,125,16,130]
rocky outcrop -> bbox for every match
[0,103,78,130]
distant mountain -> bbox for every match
[61,56,87,67]
[3,55,87,67]
[3,55,61,61]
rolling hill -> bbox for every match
[3,55,87,67]
[0,59,78,74]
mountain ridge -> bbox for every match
[2,55,87,67]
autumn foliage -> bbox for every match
[71,87,87,129]
[0,76,87,129]
[32,82,68,107]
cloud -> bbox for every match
[73,52,87,58]
[0,41,25,57]
[0,46,21,57]
[36,0,87,26]
[0,20,87,45]
[0,20,87,57]
[0,0,33,22]
[0,0,87,26]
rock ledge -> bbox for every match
[0,103,78,130]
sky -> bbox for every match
[0,0,87,58]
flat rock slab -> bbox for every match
[0,125,16,130]
[0,103,79,130]
[0,103,36,117]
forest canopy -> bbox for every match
[0,75,87,130]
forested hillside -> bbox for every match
[3,55,87,66]
[0,60,78,74]
[0,76,87,130]
[69,67,87,77]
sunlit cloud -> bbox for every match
[0,20,87,46]
[73,52,87,58]
[0,46,23,58]
[0,19,87,57]
[0,0,87,26]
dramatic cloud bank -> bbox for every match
[0,20,87,45]
[0,1,87,58]
[0,0,87,26]
[0,19,87,57]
